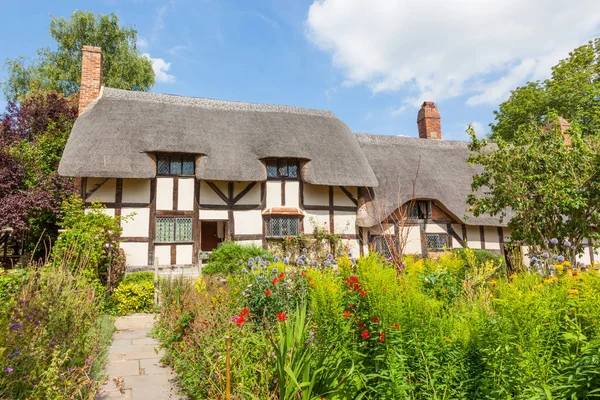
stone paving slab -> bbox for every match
[97,314,182,400]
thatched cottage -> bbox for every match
[58,46,598,268]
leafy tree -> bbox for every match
[0,92,76,253]
[2,10,154,101]
[467,120,600,257]
[491,39,600,142]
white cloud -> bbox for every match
[144,53,176,83]
[306,0,600,107]
[168,45,187,56]
[469,121,485,137]
[136,37,149,49]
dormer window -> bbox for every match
[157,154,195,176]
[408,200,430,220]
[266,159,299,179]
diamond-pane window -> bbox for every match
[157,159,170,175]
[426,234,450,250]
[182,159,194,175]
[266,216,300,237]
[175,218,193,241]
[288,164,298,178]
[372,235,395,259]
[156,218,175,242]
[267,162,278,178]
[157,155,195,175]
[155,217,193,242]
[265,159,299,180]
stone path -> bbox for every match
[97,314,183,400]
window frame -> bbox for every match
[155,217,194,243]
[264,215,301,238]
[156,154,195,176]
[425,233,451,251]
[370,234,396,259]
[265,159,300,180]
[407,200,430,220]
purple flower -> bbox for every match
[9,323,22,330]
[241,268,249,274]
[312,260,318,267]
[271,267,278,274]
[563,240,572,248]
[550,238,559,246]
[557,255,565,263]
[282,257,289,265]
[302,248,308,254]
[298,259,304,266]
[541,252,549,259]
[4,368,13,373]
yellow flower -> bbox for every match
[509,274,517,281]
[554,264,564,272]
[563,261,571,267]
[543,276,559,284]
[490,279,497,285]
[568,288,579,298]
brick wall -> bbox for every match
[78,46,103,116]
[417,101,442,140]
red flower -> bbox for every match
[343,310,350,318]
[279,272,284,279]
[360,290,367,297]
[241,308,249,317]
[276,312,287,322]
[353,283,360,291]
[379,333,385,342]
[393,323,401,330]
[359,321,365,330]
[372,317,379,323]
[237,315,245,326]
[346,277,352,285]
[351,276,359,283]
[265,289,272,296]
[361,330,369,340]
[301,271,306,276]
[272,277,279,284]
[349,304,354,309]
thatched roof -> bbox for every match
[59,88,378,187]
[355,134,505,227]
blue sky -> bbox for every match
[1,0,599,140]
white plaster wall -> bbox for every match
[199,181,227,205]
[266,181,281,208]
[369,224,395,235]
[304,210,329,234]
[122,179,151,204]
[333,187,357,207]
[334,211,356,235]
[86,178,116,203]
[343,239,360,257]
[235,240,263,247]
[176,244,193,265]
[576,249,592,266]
[121,208,150,237]
[234,182,261,205]
[425,223,447,234]
[303,183,329,206]
[451,224,464,248]
[156,178,173,210]
[178,178,195,211]
[502,228,513,243]
[85,208,115,217]
[154,245,171,266]
[484,226,501,250]
[466,226,482,249]
[285,181,300,208]
[405,225,422,255]
[120,242,148,267]
[199,210,229,220]
[234,210,263,235]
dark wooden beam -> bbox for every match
[281,180,286,206]
[172,177,179,211]
[358,227,364,256]
[121,237,149,243]
[232,182,257,204]
[147,178,157,265]
[498,226,505,255]
[205,181,230,205]
[114,179,123,217]
[85,202,150,208]
[303,205,357,212]
[447,224,466,248]
[479,226,486,250]
[233,234,263,241]
[192,179,200,265]
[170,244,176,265]
[329,186,334,234]
[461,224,467,243]
[84,178,109,200]
[339,186,359,206]
[156,210,193,217]
[299,180,304,209]
[228,182,235,239]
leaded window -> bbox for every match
[408,201,429,220]
[156,217,193,242]
[371,235,395,259]
[265,216,300,238]
[426,234,450,250]
[156,155,195,176]
[266,159,299,179]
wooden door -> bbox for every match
[201,221,219,251]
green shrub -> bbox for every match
[202,241,271,275]
[109,272,155,315]
[454,248,505,273]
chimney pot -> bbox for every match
[417,101,441,140]
[78,46,103,115]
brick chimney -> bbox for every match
[417,101,441,139]
[78,46,103,115]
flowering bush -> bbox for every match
[155,248,600,399]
